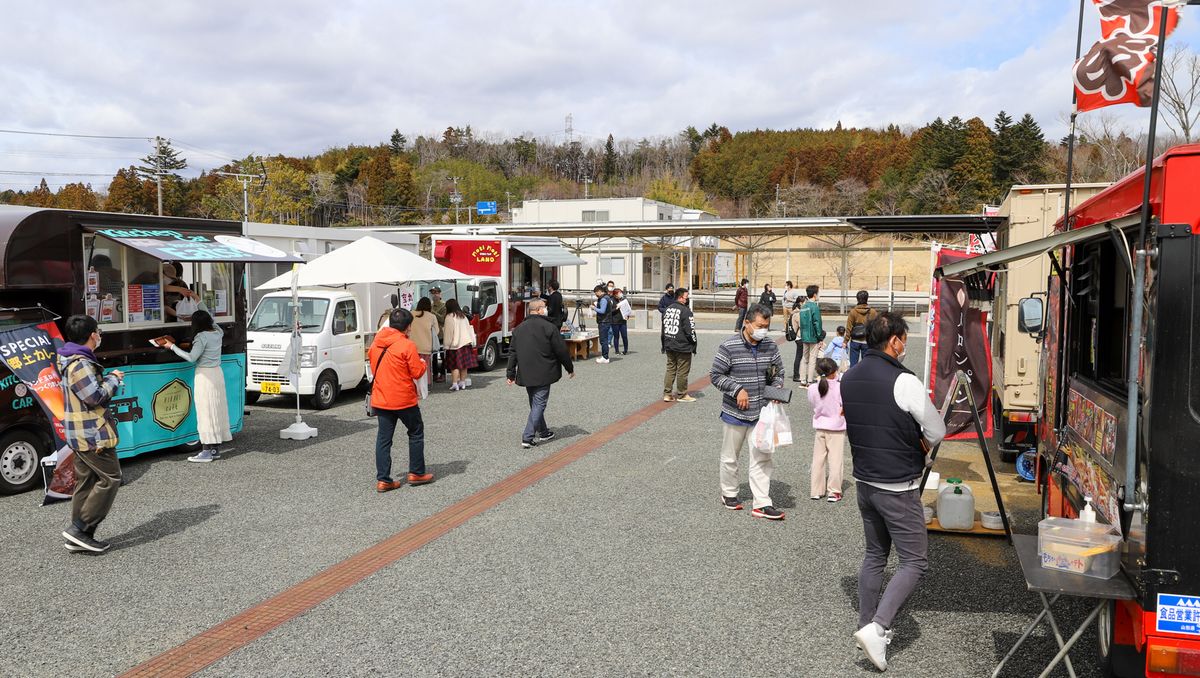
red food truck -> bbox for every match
[940,145,1200,677]
[428,234,584,370]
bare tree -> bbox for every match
[1161,44,1200,143]
[1075,115,1146,181]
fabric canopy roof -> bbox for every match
[510,243,585,267]
[255,236,471,290]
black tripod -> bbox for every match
[570,300,587,331]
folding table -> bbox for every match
[992,534,1135,678]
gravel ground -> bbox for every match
[0,326,1101,677]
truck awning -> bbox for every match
[511,243,585,267]
[86,226,302,263]
[935,217,1136,278]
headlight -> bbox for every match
[300,346,317,368]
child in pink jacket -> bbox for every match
[807,357,846,502]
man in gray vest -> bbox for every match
[840,312,945,671]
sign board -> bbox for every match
[477,201,498,215]
[1157,594,1200,636]
[89,228,301,263]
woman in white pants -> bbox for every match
[162,306,231,462]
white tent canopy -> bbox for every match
[255,236,472,290]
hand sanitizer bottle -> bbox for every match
[1080,496,1097,523]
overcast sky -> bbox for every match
[3,0,1198,190]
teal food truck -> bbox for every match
[0,206,298,494]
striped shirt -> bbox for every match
[709,334,784,425]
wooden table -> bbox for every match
[565,334,600,360]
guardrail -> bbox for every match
[560,288,928,318]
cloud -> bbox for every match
[1,0,1198,189]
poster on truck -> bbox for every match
[928,249,993,440]
[0,322,72,504]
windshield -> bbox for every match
[249,297,329,333]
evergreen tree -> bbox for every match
[602,134,617,182]
[1011,114,1049,182]
[27,179,54,207]
[105,167,155,214]
[952,117,998,205]
[389,129,407,155]
[992,111,1019,190]
[683,126,703,155]
[136,137,187,181]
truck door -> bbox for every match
[330,299,363,386]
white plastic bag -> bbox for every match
[413,359,429,400]
[175,297,198,320]
[752,402,793,453]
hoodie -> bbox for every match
[58,342,121,451]
[368,327,427,411]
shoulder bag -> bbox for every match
[364,345,390,417]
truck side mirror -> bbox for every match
[1017,297,1044,335]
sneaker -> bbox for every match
[62,526,110,553]
[449,383,460,391]
[407,472,434,485]
[595,357,610,364]
[720,496,743,511]
[827,492,843,503]
[521,440,536,449]
[853,622,890,671]
[376,480,402,493]
[64,542,90,553]
[663,394,675,402]
[676,394,697,403]
[811,495,823,501]
[535,431,556,443]
[792,376,802,382]
[751,506,785,520]
[622,351,629,355]
[187,449,215,463]
[460,381,469,389]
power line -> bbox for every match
[0,128,151,141]
[0,170,115,177]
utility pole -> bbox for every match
[450,176,462,225]
[214,165,266,222]
[504,190,512,217]
[774,183,781,217]
[154,136,164,216]
[584,177,592,199]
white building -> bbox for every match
[511,197,720,293]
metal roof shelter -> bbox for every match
[846,214,1005,234]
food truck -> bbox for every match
[989,183,1109,462]
[939,145,1200,677]
[429,234,584,370]
[0,206,298,494]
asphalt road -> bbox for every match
[0,327,1101,677]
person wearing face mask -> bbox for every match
[506,299,575,449]
[611,288,632,355]
[657,283,675,317]
[661,287,698,402]
[840,312,945,671]
[733,278,750,331]
[709,303,786,520]
[591,284,615,364]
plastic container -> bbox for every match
[923,505,934,525]
[936,478,976,530]
[1038,516,1121,579]
[980,511,1011,531]
[922,471,940,493]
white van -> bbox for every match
[245,289,370,409]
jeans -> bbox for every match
[611,323,629,353]
[663,351,693,395]
[375,406,425,482]
[856,482,928,629]
[598,322,611,359]
[734,307,747,332]
[849,340,868,367]
[523,385,551,443]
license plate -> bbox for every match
[260,381,281,395]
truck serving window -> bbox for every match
[1068,236,1130,392]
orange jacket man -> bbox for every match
[368,308,433,492]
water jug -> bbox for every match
[937,478,975,530]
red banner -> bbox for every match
[928,250,993,440]
[1074,0,1179,113]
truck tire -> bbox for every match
[244,391,260,405]
[310,371,339,410]
[0,429,48,495]
[478,339,499,372]
[1098,601,1145,678]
